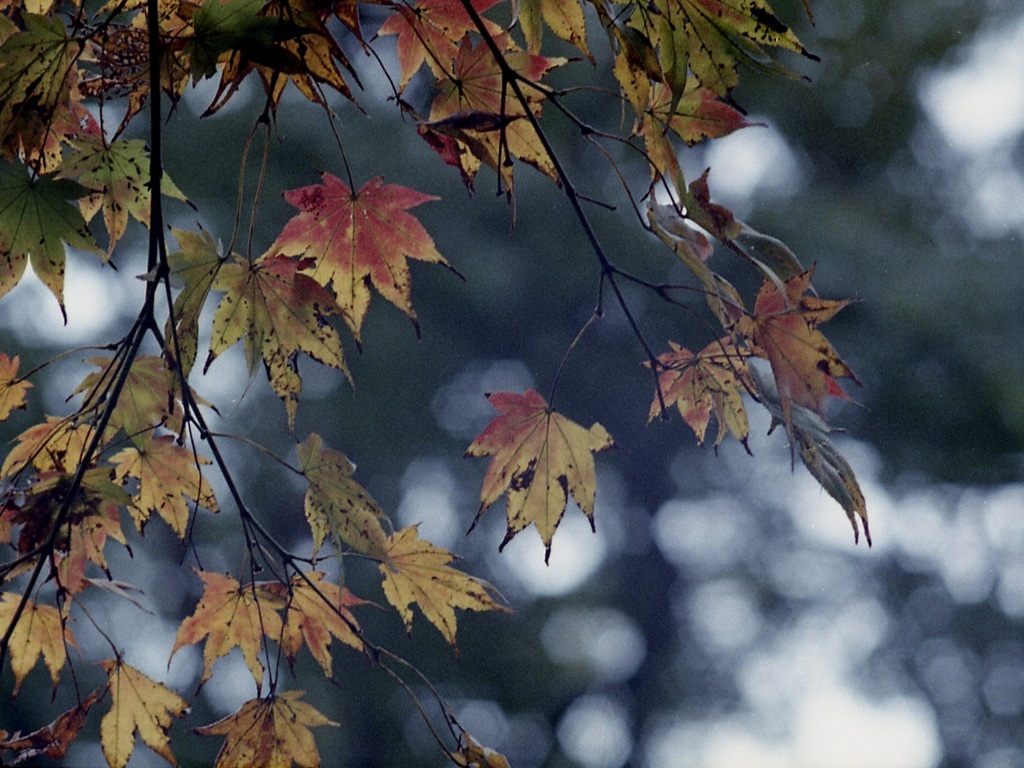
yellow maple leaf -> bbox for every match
[465,389,614,561]
[263,572,366,676]
[0,352,31,421]
[379,526,508,647]
[168,570,286,688]
[0,593,74,694]
[99,660,190,768]
[297,433,390,560]
[206,253,349,429]
[111,434,219,539]
[1,416,94,478]
[195,690,337,768]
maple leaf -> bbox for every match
[57,136,188,255]
[54,470,130,592]
[465,390,614,561]
[111,434,219,539]
[263,572,366,675]
[377,0,503,89]
[205,253,349,429]
[0,161,103,319]
[639,79,755,147]
[749,363,870,545]
[298,433,391,560]
[427,35,565,194]
[196,690,337,768]
[0,352,31,421]
[1,416,95,478]
[169,570,286,688]
[739,267,859,424]
[271,174,450,341]
[99,660,190,768]
[379,525,508,646]
[454,726,511,768]
[73,355,186,440]
[0,593,74,695]
[634,0,816,97]
[199,0,358,114]
[0,689,99,763]
[0,13,78,168]
[516,0,590,57]
[649,337,753,449]
[165,225,226,376]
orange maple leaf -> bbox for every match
[0,352,31,421]
[649,337,753,449]
[111,434,219,539]
[271,174,450,342]
[263,572,366,676]
[205,253,349,429]
[196,690,337,768]
[99,660,190,768]
[465,390,614,561]
[169,571,286,688]
[379,526,508,646]
[0,594,74,695]
[377,0,503,89]
[742,267,858,423]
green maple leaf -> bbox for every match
[0,14,77,155]
[165,226,225,377]
[58,137,188,255]
[631,0,816,98]
[0,161,102,319]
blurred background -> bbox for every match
[2,0,1024,765]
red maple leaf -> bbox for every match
[270,174,451,342]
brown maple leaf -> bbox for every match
[465,389,614,562]
[0,690,99,762]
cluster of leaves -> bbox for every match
[0,0,867,764]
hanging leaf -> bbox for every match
[0,689,99,763]
[380,526,508,646]
[57,136,188,255]
[465,390,614,562]
[196,691,337,768]
[0,161,102,319]
[111,434,219,539]
[0,352,31,421]
[99,659,190,768]
[205,253,350,429]
[263,572,366,675]
[297,432,390,560]
[0,594,74,695]
[649,337,753,450]
[168,570,286,688]
[271,173,450,342]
